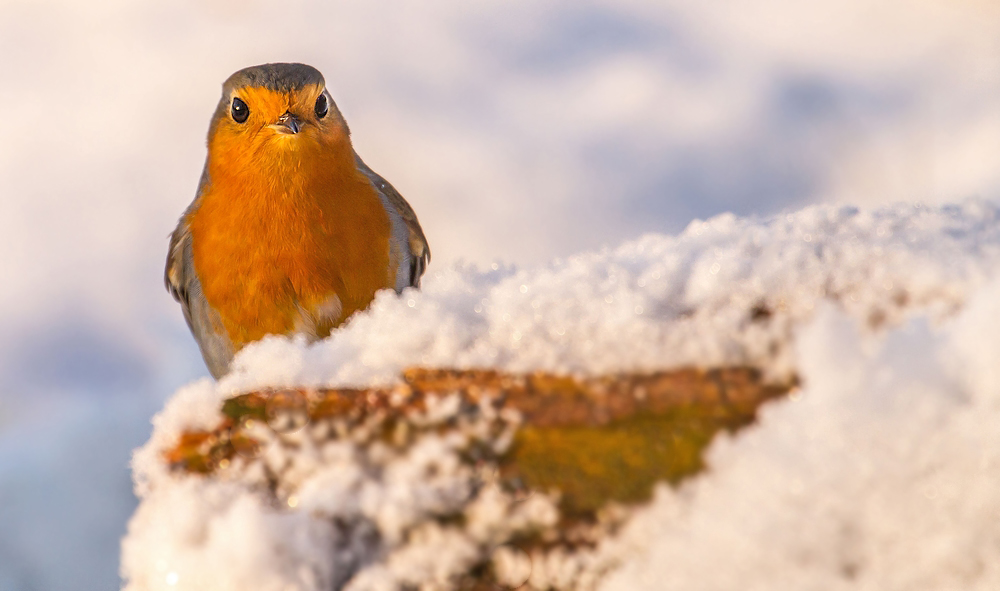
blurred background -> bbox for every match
[0,0,997,588]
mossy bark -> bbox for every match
[166,367,792,518]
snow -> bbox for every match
[124,390,559,591]
[599,292,1000,590]
[123,201,1000,590]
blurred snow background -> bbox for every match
[0,0,998,589]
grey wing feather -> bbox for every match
[354,153,430,288]
[165,201,235,379]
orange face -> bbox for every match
[208,83,348,176]
[188,83,393,347]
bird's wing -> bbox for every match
[354,152,431,288]
[165,167,209,306]
[165,176,235,379]
[164,216,192,304]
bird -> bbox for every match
[165,63,429,378]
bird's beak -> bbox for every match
[269,111,301,135]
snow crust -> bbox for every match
[123,201,1000,590]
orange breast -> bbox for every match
[188,130,393,349]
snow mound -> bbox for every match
[123,201,1000,590]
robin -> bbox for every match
[165,63,429,378]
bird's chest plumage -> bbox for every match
[188,154,393,348]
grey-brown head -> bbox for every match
[207,62,349,140]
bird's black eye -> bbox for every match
[231,97,249,123]
[315,93,329,119]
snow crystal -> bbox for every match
[123,201,1000,590]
